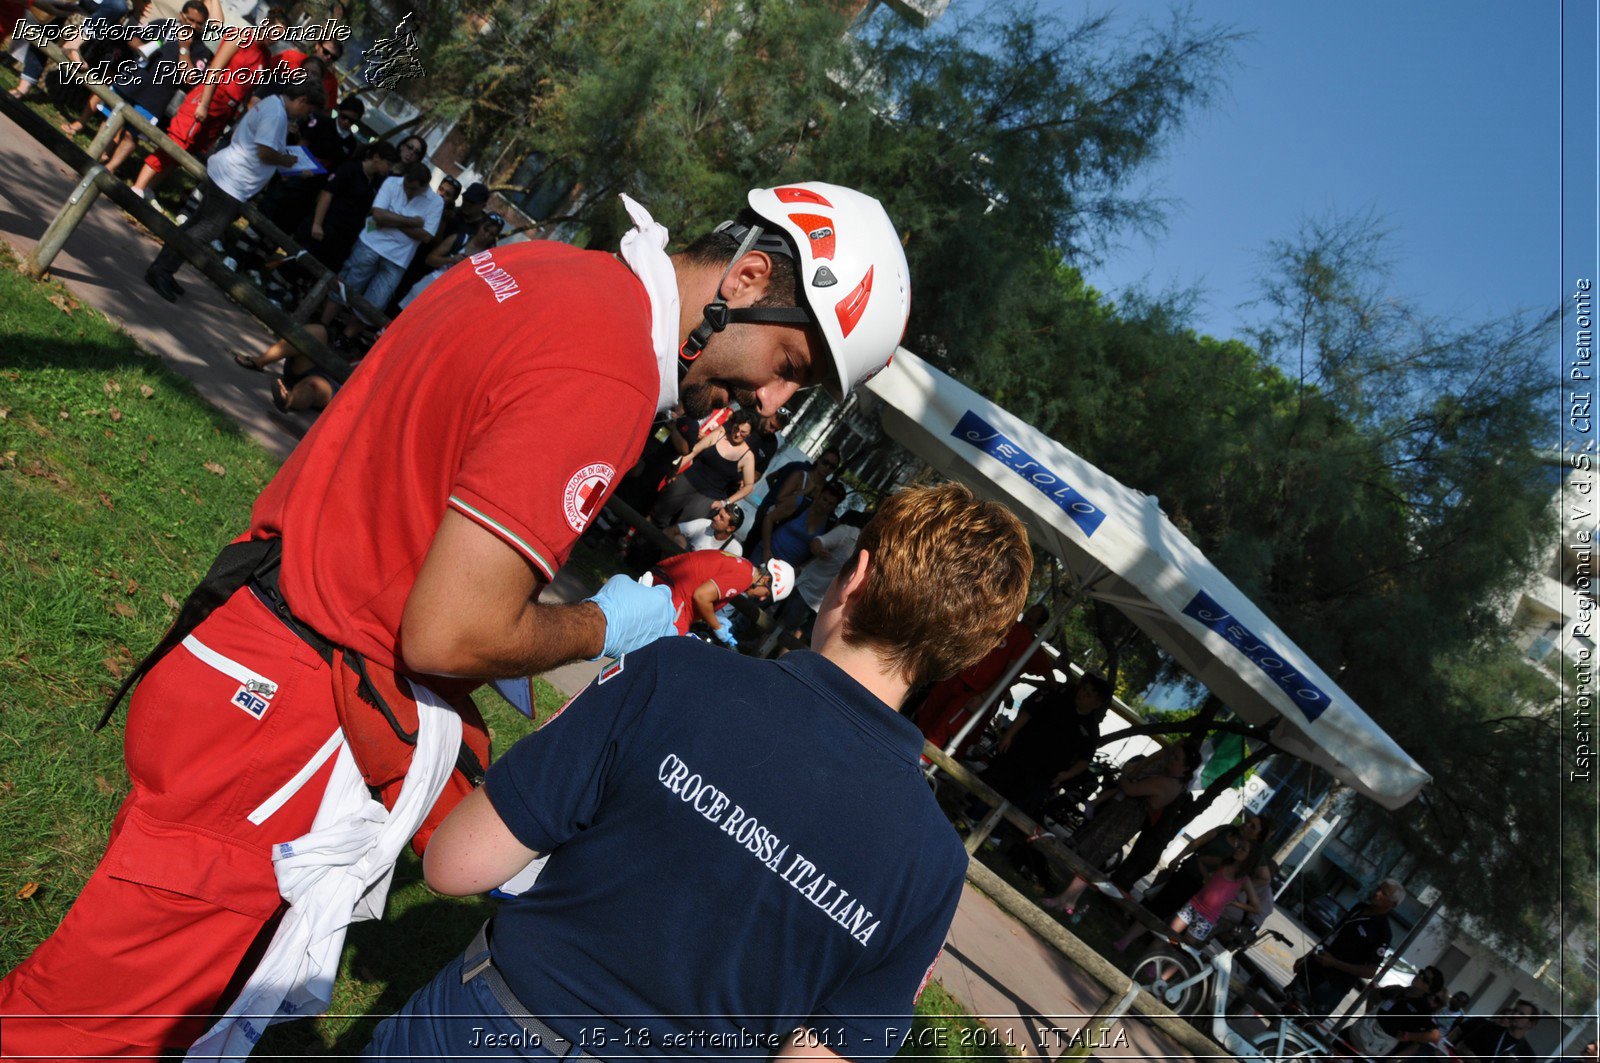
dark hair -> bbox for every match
[819,478,847,500]
[365,140,400,163]
[681,211,799,310]
[397,134,427,158]
[180,0,207,15]
[337,97,366,120]
[839,509,870,529]
[728,409,759,433]
[319,37,344,61]
[263,4,288,24]
[1078,672,1113,705]
[1230,840,1263,877]
[402,161,430,185]
[817,447,843,466]
[724,506,746,531]
[282,80,326,109]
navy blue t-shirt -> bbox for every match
[484,641,968,1062]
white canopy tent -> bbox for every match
[864,350,1430,810]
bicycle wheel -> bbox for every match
[1248,1023,1326,1063]
[1130,945,1206,1016]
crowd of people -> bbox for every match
[2,0,508,419]
[909,651,1555,1060]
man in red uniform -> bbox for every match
[0,182,912,1056]
[128,10,285,201]
[651,551,794,645]
[915,602,1052,756]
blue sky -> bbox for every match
[1019,0,1571,350]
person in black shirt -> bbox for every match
[1457,1001,1539,1062]
[981,675,1113,819]
[752,408,789,479]
[1344,965,1446,1057]
[1291,877,1403,1016]
[299,140,399,271]
[300,97,367,172]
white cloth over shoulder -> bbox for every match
[186,685,463,1061]
[617,193,681,415]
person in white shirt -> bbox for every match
[145,81,324,302]
[672,505,745,556]
[324,162,442,330]
[772,510,866,646]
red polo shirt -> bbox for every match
[655,550,757,634]
[250,241,658,673]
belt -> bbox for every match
[462,921,602,1061]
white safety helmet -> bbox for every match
[763,559,795,603]
[680,182,912,401]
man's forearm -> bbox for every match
[694,595,723,631]
[371,208,411,228]
[402,598,605,678]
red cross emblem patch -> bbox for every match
[563,462,616,533]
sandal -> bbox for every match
[233,351,265,371]
[1040,897,1075,916]
[271,378,291,412]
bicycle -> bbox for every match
[1130,926,1339,1062]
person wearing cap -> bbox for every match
[364,483,1034,1061]
[397,211,506,311]
[446,180,492,241]
[0,181,913,1056]
[649,548,794,647]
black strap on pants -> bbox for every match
[97,537,299,732]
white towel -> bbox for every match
[187,686,463,1060]
[617,193,682,414]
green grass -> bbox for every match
[902,981,1022,1059]
[0,244,562,1038]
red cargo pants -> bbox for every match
[0,588,341,1057]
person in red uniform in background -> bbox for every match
[915,602,1052,756]
[0,182,912,1057]
[650,550,794,647]
[128,7,286,200]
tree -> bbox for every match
[816,6,1240,374]
[400,0,861,243]
[953,214,1575,955]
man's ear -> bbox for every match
[834,549,871,610]
[719,250,775,308]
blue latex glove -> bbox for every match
[588,574,675,660]
[490,677,536,719]
[711,624,738,648]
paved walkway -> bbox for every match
[0,118,1200,1060]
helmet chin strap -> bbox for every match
[678,222,812,378]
